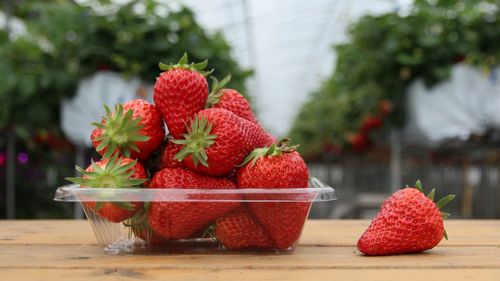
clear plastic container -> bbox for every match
[54,177,336,254]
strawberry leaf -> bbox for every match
[205,74,232,108]
[237,138,298,167]
[178,52,188,65]
[66,156,147,188]
[94,201,104,211]
[436,194,455,209]
[158,52,212,75]
[415,180,423,192]
[112,202,136,211]
[427,188,436,200]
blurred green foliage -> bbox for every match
[290,0,500,157]
[0,0,250,219]
[0,0,251,137]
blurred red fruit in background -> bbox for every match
[378,100,393,116]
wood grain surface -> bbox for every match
[1,220,499,281]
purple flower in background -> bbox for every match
[17,152,29,164]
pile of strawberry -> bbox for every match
[67,53,311,250]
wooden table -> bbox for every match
[0,220,499,281]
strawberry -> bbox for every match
[236,139,310,249]
[153,53,211,138]
[91,99,165,161]
[357,180,455,256]
[378,99,393,116]
[361,115,383,132]
[66,155,147,222]
[147,168,240,240]
[159,140,183,169]
[174,108,274,176]
[215,205,275,250]
[205,75,259,124]
[134,227,167,245]
[347,132,371,152]
[126,203,167,245]
[206,76,276,142]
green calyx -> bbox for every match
[413,179,455,240]
[65,154,147,188]
[123,202,150,229]
[92,104,150,159]
[173,115,217,168]
[65,154,147,211]
[238,138,299,167]
[158,52,213,77]
[205,74,232,108]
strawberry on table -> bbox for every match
[148,168,240,240]
[215,205,275,250]
[236,138,310,249]
[91,99,165,161]
[66,154,148,223]
[357,180,455,256]
[153,53,211,138]
[174,108,274,176]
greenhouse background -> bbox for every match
[1,0,499,220]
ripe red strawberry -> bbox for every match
[347,132,371,152]
[215,205,275,250]
[357,181,455,256]
[174,108,274,176]
[148,168,240,240]
[127,204,167,245]
[206,76,259,124]
[361,115,383,132]
[206,76,276,142]
[66,155,147,222]
[159,140,183,169]
[236,139,310,249]
[153,53,210,138]
[210,88,259,123]
[91,99,165,161]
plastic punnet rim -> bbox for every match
[54,177,336,203]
